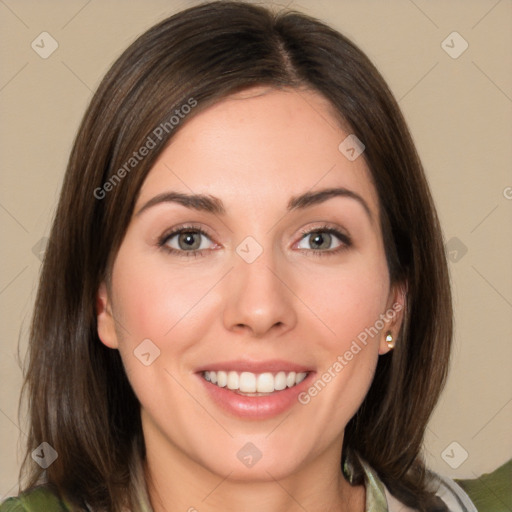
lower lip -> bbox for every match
[197,372,315,419]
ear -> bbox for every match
[96,281,119,349]
[378,281,407,355]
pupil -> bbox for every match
[180,232,200,250]
[312,232,330,249]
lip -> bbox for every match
[196,364,316,420]
[195,358,313,374]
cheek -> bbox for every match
[108,250,201,423]
[294,276,385,441]
[296,256,390,348]
[292,255,389,413]
[112,246,218,340]
[109,245,222,405]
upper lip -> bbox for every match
[196,359,314,374]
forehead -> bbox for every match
[136,87,379,217]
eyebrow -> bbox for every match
[135,187,373,221]
[288,187,372,221]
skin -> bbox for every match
[97,87,404,512]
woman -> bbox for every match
[1,2,477,511]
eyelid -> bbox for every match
[157,222,352,257]
[159,223,214,240]
[293,223,352,250]
[157,223,219,252]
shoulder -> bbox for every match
[383,474,477,512]
[455,458,512,512]
[353,454,477,512]
[430,474,478,512]
[0,487,72,512]
[355,454,477,512]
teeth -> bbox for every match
[274,371,287,391]
[239,372,256,392]
[257,372,274,393]
[227,371,239,390]
[217,371,227,387]
[203,370,308,393]
[286,371,296,388]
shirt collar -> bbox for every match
[343,452,389,512]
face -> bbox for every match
[97,87,404,483]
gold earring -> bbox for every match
[385,331,395,349]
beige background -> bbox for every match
[1,0,511,499]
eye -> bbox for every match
[296,225,351,255]
[158,225,218,257]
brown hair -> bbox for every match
[19,2,452,511]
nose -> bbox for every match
[222,247,297,338]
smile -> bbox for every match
[202,370,309,395]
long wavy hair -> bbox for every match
[18,2,452,511]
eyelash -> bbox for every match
[157,223,352,258]
[298,225,352,257]
[157,224,214,259]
